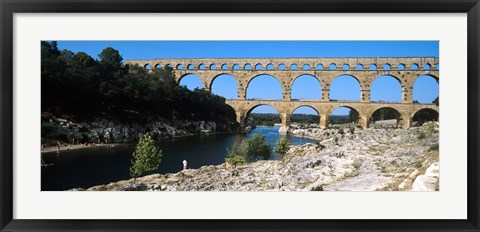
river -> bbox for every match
[41,126,317,191]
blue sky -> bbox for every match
[57,41,439,115]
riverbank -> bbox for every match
[73,122,439,191]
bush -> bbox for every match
[274,136,291,158]
[429,143,439,151]
[417,131,427,139]
[338,128,344,135]
[227,132,271,162]
[349,127,355,134]
[225,155,245,167]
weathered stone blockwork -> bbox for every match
[125,57,439,133]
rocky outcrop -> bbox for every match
[78,122,439,191]
[411,162,440,191]
[41,114,237,143]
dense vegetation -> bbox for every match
[248,113,355,126]
[226,132,271,163]
[41,41,236,124]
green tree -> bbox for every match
[246,132,271,161]
[130,134,163,183]
[225,155,246,167]
[274,136,291,158]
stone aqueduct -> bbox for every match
[124,57,439,133]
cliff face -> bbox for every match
[75,122,439,192]
[41,113,238,143]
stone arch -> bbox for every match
[244,63,252,70]
[423,63,431,70]
[178,73,203,90]
[328,105,362,128]
[290,64,298,70]
[291,105,320,115]
[154,64,161,69]
[290,73,321,89]
[370,74,403,102]
[398,63,405,70]
[144,64,151,70]
[278,64,286,70]
[266,63,274,70]
[187,64,195,70]
[302,64,311,70]
[221,64,228,70]
[210,64,217,70]
[233,64,240,70]
[246,74,283,100]
[329,74,361,101]
[244,104,281,125]
[255,63,263,70]
[342,64,350,70]
[209,73,238,90]
[355,64,363,70]
[316,64,324,70]
[413,75,439,103]
[370,106,402,127]
[383,63,391,70]
[328,63,337,70]
[412,108,439,127]
[176,64,183,70]
[198,63,206,70]
[369,64,377,70]
[411,63,419,70]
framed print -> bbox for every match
[1,0,479,231]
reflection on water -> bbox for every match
[41,126,317,190]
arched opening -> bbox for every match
[330,75,361,101]
[246,74,283,100]
[221,64,228,70]
[371,75,402,102]
[187,64,195,70]
[412,108,439,127]
[291,106,319,128]
[413,75,439,104]
[255,63,263,70]
[424,63,431,70]
[176,64,184,70]
[369,64,377,70]
[154,64,161,69]
[179,74,203,91]
[266,63,274,70]
[342,64,350,70]
[166,64,172,68]
[233,64,240,70]
[329,63,337,70]
[290,64,298,70]
[371,107,401,128]
[435,63,439,70]
[355,64,363,70]
[329,106,360,129]
[211,74,238,100]
[278,64,286,70]
[303,64,311,70]
[316,64,324,70]
[199,64,206,70]
[244,64,252,70]
[245,104,281,128]
[291,74,321,100]
[398,64,405,70]
[145,64,151,70]
[210,64,217,70]
[411,63,419,70]
[384,64,391,70]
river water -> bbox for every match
[41,126,317,191]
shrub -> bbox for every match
[225,155,246,167]
[274,136,291,159]
[227,132,271,162]
[429,143,439,151]
[338,128,344,135]
[349,127,355,134]
[417,131,427,139]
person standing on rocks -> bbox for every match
[183,160,187,170]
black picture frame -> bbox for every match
[1,0,479,231]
